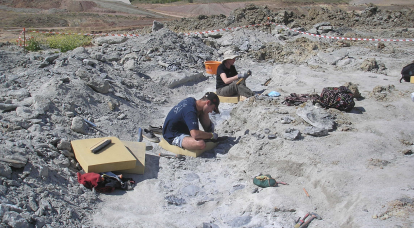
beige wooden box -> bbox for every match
[71,137,136,173]
[217,94,240,103]
[119,141,145,174]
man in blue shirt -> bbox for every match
[162,92,219,150]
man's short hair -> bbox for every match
[201,92,220,113]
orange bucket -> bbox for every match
[204,61,221,75]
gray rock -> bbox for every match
[91,53,105,62]
[227,216,252,227]
[360,58,378,71]
[313,21,331,28]
[296,103,335,130]
[264,128,270,134]
[336,57,354,67]
[0,185,7,195]
[239,41,250,51]
[71,47,86,55]
[93,36,128,45]
[308,28,318,35]
[268,134,277,139]
[2,211,29,228]
[185,173,200,181]
[203,223,220,228]
[123,59,136,71]
[165,195,186,206]
[3,155,27,168]
[150,71,208,89]
[181,185,200,197]
[32,95,51,113]
[318,25,333,33]
[39,61,50,68]
[53,156,70,168]
[7,88,30,100]
[284,128,300,140]
[38,165,49,178]
[120,52,140,64]
[0,163,12,179]
[105,53,121,62]
[152,21,164,32]
[34,216,48,228]
[61,150,75,158]
[28,124,42,133]
[83,59,98,67]
[57,140,72,152]
[303,126,328,137]
[16,107,38,119]
[71,117,88,135]
[343,82,362,99]
[317,49,349,65]
[75,69,109,93]
[281,116,294,124]
[0,103,18,111]
[44,54,59,63]
[27,197,38,212]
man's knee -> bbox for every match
[182,137,206,150]
[193,140,206,150]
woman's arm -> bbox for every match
[220,73,239,84]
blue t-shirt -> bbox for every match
[162,97,200,144]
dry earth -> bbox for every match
[2,0,414,43]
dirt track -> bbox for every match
[1,0,414,43]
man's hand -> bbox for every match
[211,132,218,140]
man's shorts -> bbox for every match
[172,134,190,148]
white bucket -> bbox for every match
[411,92,414,102]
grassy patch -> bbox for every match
[46,34,92,52]
[23,32,92,52]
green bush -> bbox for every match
[46,34,92,52]
[25,36,41,52]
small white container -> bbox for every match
[411,92,414,102]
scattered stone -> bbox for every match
[152,21,164,32]
[268,134,277,139]
[2,211,30,228]
[303,126,328,137]
[202,222,220,228]
[296,103,335,130]
[281,116,294,124]
[360,58,378,71]
[57,140,72,152]
[181,185,200,197]
[0,163,12,179]
[402,149,413,155]
[343,82,362,99]
[71,117,88,135]
[165,195,186,206]
[284,128,300,140]
[227,216,252,227]
[0,103,18,111]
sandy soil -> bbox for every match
[91,40,414,227]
